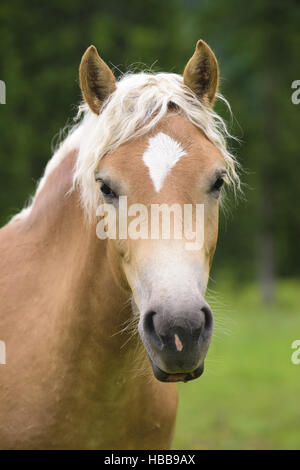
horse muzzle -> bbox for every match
[139,301,213,383]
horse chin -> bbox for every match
[149,358,205,383]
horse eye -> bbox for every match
[100,183,116,198]
[212,177,224,192]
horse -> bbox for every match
[0,40,239,449]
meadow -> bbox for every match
[173,280,300,450]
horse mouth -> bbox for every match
[149,359,204,383]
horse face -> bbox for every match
[81,40,231,382]
[95,113,227,382]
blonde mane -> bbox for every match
[13,72,240,222]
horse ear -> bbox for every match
[183,40,219,107]
[79,45,116,114]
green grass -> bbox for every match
[172,279,300,450]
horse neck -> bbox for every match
[20,150,136,364]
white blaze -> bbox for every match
[142,132,186,192]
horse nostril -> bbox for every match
[143,311,164,350]
[201,305,213,332]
